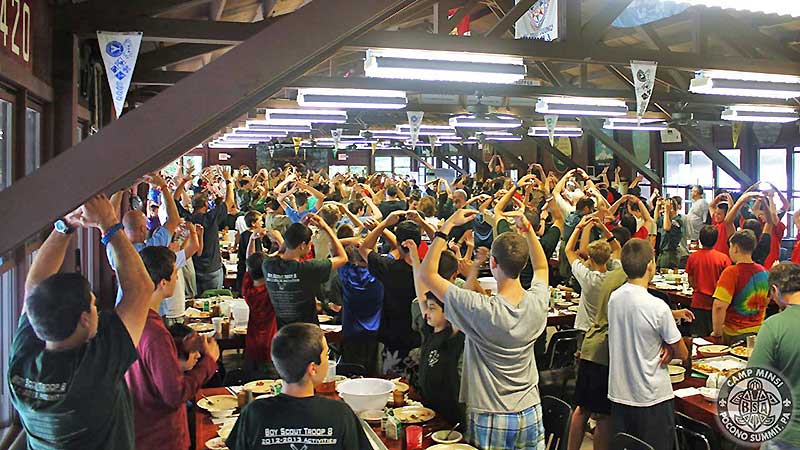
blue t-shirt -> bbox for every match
[284,205,318,224]
[338,264,383,338]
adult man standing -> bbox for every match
[607,239,688,450]
[9,195,154,449]
[686,185,709,241]
[125,246,219,450]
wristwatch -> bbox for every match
[54,218,75,235]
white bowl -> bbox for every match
[477,277,498,293]
[432,430,463,444]
[668,365,686,384]
[698,387,719,402]
[336,378,395,413]
[210,408,235,419]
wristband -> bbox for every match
[517,223,532,233]
[101,223,124,246]
[606,236,616,243]
[434,231,449,241]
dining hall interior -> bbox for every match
[1,1,800,449]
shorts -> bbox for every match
[574,359,611,415]
[611,399,675,450]
[466,404,545,450]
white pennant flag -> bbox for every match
[97,31,143,118]
[544,115,558,146]
[407,111,424,148]
[630,60,657,121]
[331,128,342,157]
[515,0,559,41]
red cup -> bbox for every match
[406,425,423,450]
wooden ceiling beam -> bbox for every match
[137,43,230,72]
[579,118,660,184]
[581,0,634,43]
[636,24,689,89]
[483,0,535,38]
[533,138,578,170]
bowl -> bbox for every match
[698,387,719,402]
[210,408,235,419]
[336,378,395,413]
[477,277,498,294]
[697,345,730,358]
[432,430,463,444]
[668,365,686,384]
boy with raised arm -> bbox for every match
[9,195,154,450]
[419,208,549,450]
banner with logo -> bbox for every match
[97,31,142,118]
[544,115,558,146]
[331,128,342,158]
[407,111,424,149]
[447,7,471,35]
[515,0,558,41]
[732,121,743,148]
[630,60,657,121]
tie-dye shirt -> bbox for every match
[712,262,770,336]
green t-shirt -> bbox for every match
[263,257,332,329]
[9,312,138,450]
[749,305,800,446]
[580,268,628,366]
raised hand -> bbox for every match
[447,209,478,226]
[401,239,419,261]
[385,210,407,227]
[80,194,118,231]
[143,173,166,187]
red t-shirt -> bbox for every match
[685,248,731,310]
[763,221,786,269]
[712,220,729,256]
[633,226,649,240]
[242,273,278,364]
[792,232,800,265]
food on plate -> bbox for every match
[730,346,752,359]
[697,345,730,357]
[243,379,279,394]
[187,322,214,333]
[392,406,435,423]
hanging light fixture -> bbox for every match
[361,129,410,140]
[296,88,408,109]
[450,113,522,129]
[263,109,347,124]
[721,105,799,123]
[479,131,522,141]
[535,97,629,116]
[225,132,288,140]
[395,124,456,136]
[245,121,312,133]
[528,126,583,137]
[364,49,527,84]
[231,128,290,137]
[689,70,800,99]
[603,118,670,131]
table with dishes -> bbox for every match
[650,269,692,307]
[195,377,470,450]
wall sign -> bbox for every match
[0,0,32,66]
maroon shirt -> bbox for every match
[242,272,277,364]
[125,309,217,450]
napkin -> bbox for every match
[673,387,701,398]
[320,324,342,333]
[693,337,715,346]
[211,414,239,425]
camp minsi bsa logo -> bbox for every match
[717,367,794,445]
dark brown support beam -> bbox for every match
[713,13,800,61]
[53,33,80,156]
[581,0,633,43]
[536,62,567,87]
[65,17,276,44]
[484,0,535,38]
[532,138,578,170]
[494,145,528,170]
[347,30,800,75]
[636,24,689,89]
[564,0,581,42]
[137,44,230,72]
[579,118,660,184]
[60,0,215,20]
[12,89,27,182]
[446,0,478,32]
[133,71,195,86]
[0,0,420,256]
[691,11,708,55]
[433,147,467,174]
[673,124,753,187]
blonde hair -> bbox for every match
[417,196,436,218]
[587,239,612,266]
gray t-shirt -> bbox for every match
[571,259,609,332]
[608,283,682,407]
[444,281,548,414]
[687,198,709,240]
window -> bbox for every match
[0,268,16,427]
[717,149,741,190]
[468,158,476,175]
[689,152,713,188]
[374,157,392,173]
[663,151,685,186]
[25,107,41,175]
[0,100,11,190]
[759,148,788,192]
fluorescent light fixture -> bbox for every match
[689,70,800,99]
[536,97,628,116]
[361,130,410,140]
[449,114,522,129]
[297,88,407,109]
[209,142,257,148]
[721,104,799,123]
[603,119,670,131]
[245,121,312,133]
[528,126,583,137]
[231,128,289,137]
[479,131,522,141]
[225,132,287,140]
[675,1,800,17]
[264,108,347,124]
[365,48,526,84]
[395,124,456,136]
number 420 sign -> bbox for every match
[0,0,31,66]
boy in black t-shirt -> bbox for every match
[226,323,370,450]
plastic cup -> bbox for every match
[212,317,223,336]
[406,425,423,450]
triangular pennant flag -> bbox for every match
[97,31,143,118]
[371,141,377,157]
[407,111,424,149]
[630,60,657,121]
[544,115,558,146]
[292,136,302,157]
[428,135,439,149]
[331,128,342,158]
[732,121,743,148]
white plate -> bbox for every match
[318,314,333,323]
[197,395,238,412]
[243,380,279,394]
[392,406,435,423]
[427,445,478,450]
[217,424,234,439]
[358,409,385,423]
[205,437,228,450]
[188,322,214,333]
[568,305,580,312]
[698,387,719,402]
[231,326,247,335]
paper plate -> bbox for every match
[358,409,385,423]
[568,305,580,312]
[188,322,214,333]
[243,379,280,394]
[205,437,228,450]
[427,444,478,450]
[197,395,238,412]
[392,405,435,423]
[318,314,333,323]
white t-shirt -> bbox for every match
[235,215,248,233]
[571,259,609,332]
[607,283,681,407]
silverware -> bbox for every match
[200,392,214,405]
[445,423,461,440]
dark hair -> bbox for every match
[729,229,757,254]
[576,197,595,213]
[628,186,642,197]
[139,246,177,286]
[386,185,398,197]
[742,219,764,240]
[692,185,704,195]
[620,215,637,235]
[425,291,444,311]
[284,223,313,250]
[26,273,92,341]
[438,250,459,280]
[611,226,632,248]
[265,197,280,212]
[244,210,261,228]
[671,196,683,209]
[337,224,355,239]
[294,192,309,206]
[698,225,719,249]
[347,199,365,215]
[491,232,529,279]
[769,263,800,295]
[271,323,324,384]
[247,253,265,280]
[168,323,198,359]
[395,220,421,248]
[191,193,208,210]
[621,238,654,279]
